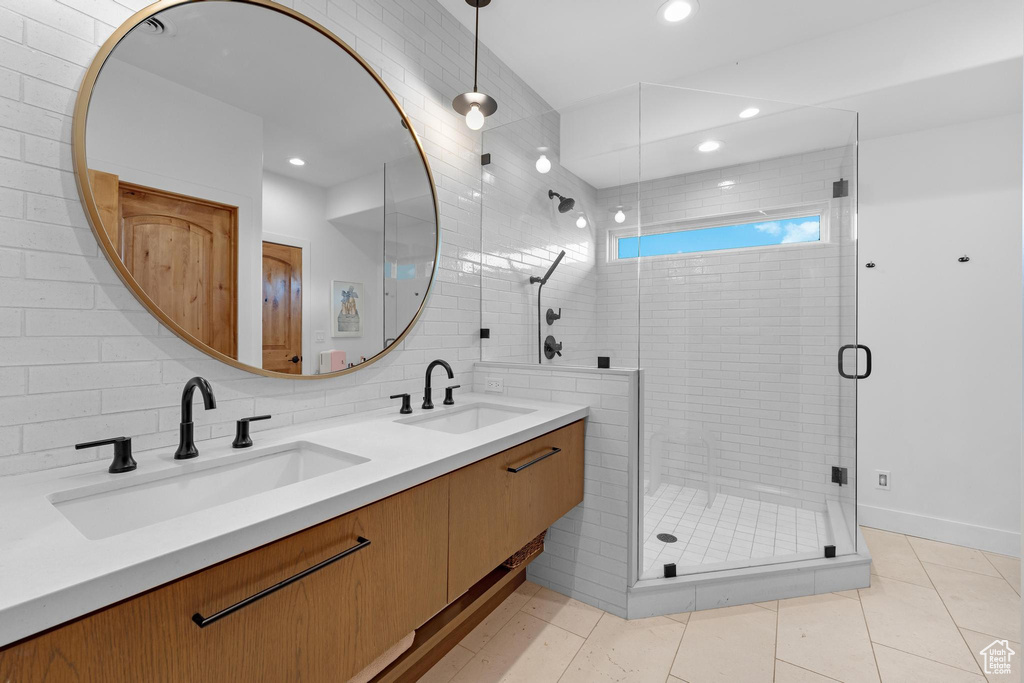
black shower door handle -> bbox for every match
[838,344,871,379]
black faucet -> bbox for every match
[422,359,454,410]
[175,377,217,460]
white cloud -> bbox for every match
[781,220,820,243]
[753,221,781,236]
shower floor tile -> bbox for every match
[641,483,830,580]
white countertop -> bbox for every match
[0,393,588,647]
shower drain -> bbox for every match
[656,533,678,543]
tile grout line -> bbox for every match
[772,598,779,682]
[666,610,690,682]
[774,657,844,682]
[853,582,884,682]
[902,533,989,677]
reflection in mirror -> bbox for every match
[81,1,437,376]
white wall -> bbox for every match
[85,58,265,366]
[858,114,1023,555]
[262,172,384,367]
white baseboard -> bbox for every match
[859,504,1020,557]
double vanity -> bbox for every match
[0,389,588,681]
[1,1,589,680]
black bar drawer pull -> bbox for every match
[837,344,872,380]
[191,536,371,628]
[507,447,561,473]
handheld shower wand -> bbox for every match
[530,250,566,362]
[530,249,565,285]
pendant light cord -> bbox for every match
[473,3,479,92]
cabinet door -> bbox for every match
[0,477,448,683]
[195,476,448,681]
[447,420,585,600]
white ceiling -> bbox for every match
[441,0,1022,189]
[112,1,419,188]
[558,86,856,188]
[437,0,940,110]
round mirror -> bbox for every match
[73,0,438,378]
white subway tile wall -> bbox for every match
[0,0,562,475]
[479,114,603,366]
[473,362,638,616]
[594,148,859,524]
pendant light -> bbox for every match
[452,0,497,131]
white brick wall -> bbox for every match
[473,362,638,616]
[0,0,559,476]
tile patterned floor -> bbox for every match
[641,483,829,579]
[422,527,1021,682]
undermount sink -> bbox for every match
[399,403,535,434]
[50,442,368,540]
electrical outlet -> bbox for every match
[315,331,325,343]
[876,470,891,491]
[485,377,504,393]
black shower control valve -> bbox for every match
[546,307,562,325]
[543,335,562,360]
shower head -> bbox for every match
[530,249,566,285]
[548,190,576,213]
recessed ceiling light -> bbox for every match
[658,0,698,24]
[288,157,306,166]
[697,140,722,153]
[718,180,735,188]
[739,107,760,119]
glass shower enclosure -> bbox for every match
[480,82,860,592]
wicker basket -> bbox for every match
[502,530,546,569]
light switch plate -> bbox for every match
[876,470,891,490]
[485,377,504,393]
[315,331,325,343]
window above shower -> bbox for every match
[612,204,830,261]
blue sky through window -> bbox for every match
[618,216,821,259]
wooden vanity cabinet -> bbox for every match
[0,419,585,683]
[0,478,449,683]
[446,420,585,600]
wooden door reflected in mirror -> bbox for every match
[262,241,302,375]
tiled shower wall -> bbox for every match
[595,147,858,516]
[0,0,557,475]
[479,116,603,367]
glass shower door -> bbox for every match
[635,84,859,579]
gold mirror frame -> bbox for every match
[72,0,441,380]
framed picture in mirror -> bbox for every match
[331,281,363,338]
